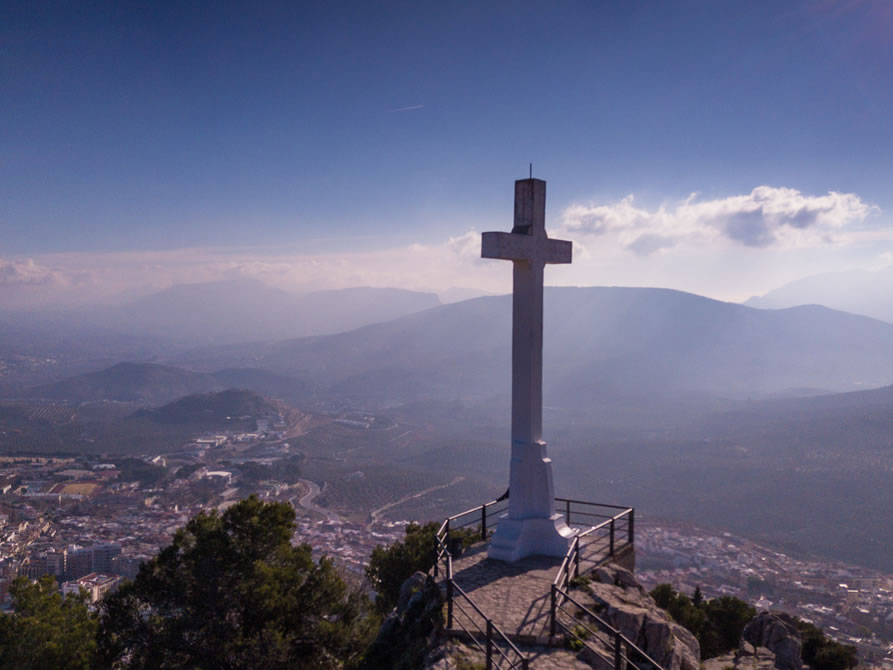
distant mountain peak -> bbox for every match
[745,267,893,324]
[81,282,442,345]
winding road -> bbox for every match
[297,475,466,526]
[368,476,466,525]
[296,479,342,522]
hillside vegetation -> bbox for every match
[0,390,290,456]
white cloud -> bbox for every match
[0,259,66,286]
[388,104,425,113]
[4,185,887,309]
[560,186,878,255]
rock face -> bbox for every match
[741,612,803,670]
[704,643,777,670]
[575,563,701,670]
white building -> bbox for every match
[61,572,121,603]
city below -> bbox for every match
[0,406,891,669]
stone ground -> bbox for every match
[433,639,596,670]
[446,541,611,642]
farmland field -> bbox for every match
[59,481,101,496]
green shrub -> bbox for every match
[649,584,754,659]
[569,575,592,589]
[366,522,440,614]
[796,620,857,670]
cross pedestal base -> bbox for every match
[487,514,575,563]
[487,440,575,562]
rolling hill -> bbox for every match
[0,389,293,456]
[27,362,312,406]
[87,279,441,344]
[131,389,287,427]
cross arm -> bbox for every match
[543,238,572,264]
[482,231,532,261]
[481,232,572,264]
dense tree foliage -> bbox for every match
[188,476,227,504]
[98,496,377,669]
[652,584,858,670]
[174,463,200,479]
[0,576,98,670]
[236,461,272,486]
[0,499,472,668]
[651,584,756,658]
[365,521,481,615]
[797,620,858,670]
[114,457,166,486]
[274,454,304,483]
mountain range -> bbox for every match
[1,279,441,350]
[20,285,893,414]
[0,280,442,392]
[746,266,893,324]
[167,286,893,409]
[87,279,442,344]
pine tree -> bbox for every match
[693,585,703,607]
[0,576,98,670]
[98,496,377,669]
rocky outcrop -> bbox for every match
[704,642,777,670]
[703,612,804,670]
[573,563,700,670]
[741,612,802,670]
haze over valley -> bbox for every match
[4,280,893,573]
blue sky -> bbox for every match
[2,1,892,304]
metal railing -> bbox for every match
[551,503,634,597]
[555,498,634,535]
[435,498,645,670]
[547,504,665,670]
[443,553,529,669]
[551,587,665,670]
[434,496,508,578]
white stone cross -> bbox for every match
[481,178,576,562]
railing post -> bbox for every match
[486,620,493,670]
[566,498,571,526]
[434,527,440,578]
[614,630,622,670]
[482,504,487,542]
[628,508,635,545]
[610,517,616,557]
[446,556,454,629]
[446,578,453,629]
[550,584,557,637]
[574,535,581,579]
